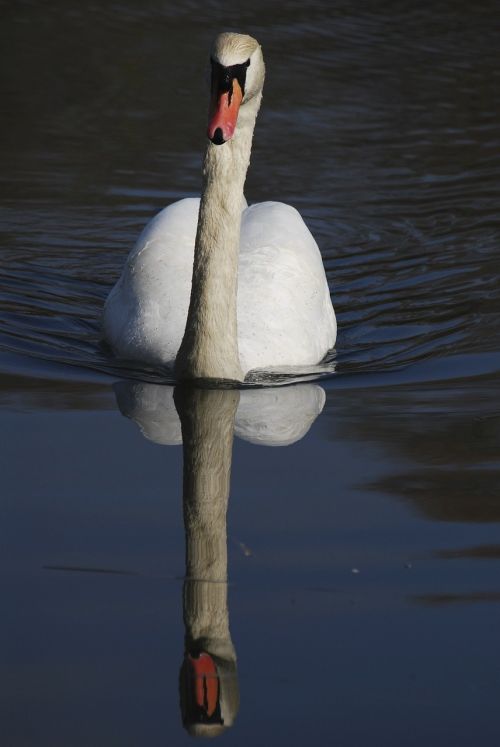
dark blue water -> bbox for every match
[1,1,500,744]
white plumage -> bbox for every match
[103,197,336,376]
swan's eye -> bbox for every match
[210,59,250,98]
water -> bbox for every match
[1,1,500,744]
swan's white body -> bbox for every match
[103,196,336,375]
[102,32,336,380]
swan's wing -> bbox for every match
[238,202,336,372]
[103,198,199,366]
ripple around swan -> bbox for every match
[1,0,500,391]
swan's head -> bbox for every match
[180,651,239,737]
[207,32,265,145]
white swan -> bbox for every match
[103,32,336,382]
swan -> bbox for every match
[102,32,336,382]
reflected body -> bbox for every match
[114,380,326,446]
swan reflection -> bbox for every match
[114,381,325,446]
[114,381,325,736]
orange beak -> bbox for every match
[207,78,243,144]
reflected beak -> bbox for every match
[207,78,243,145]
[188,652,220,718]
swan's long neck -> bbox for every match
[176,94,261,382]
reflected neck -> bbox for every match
[175,387,239,655]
